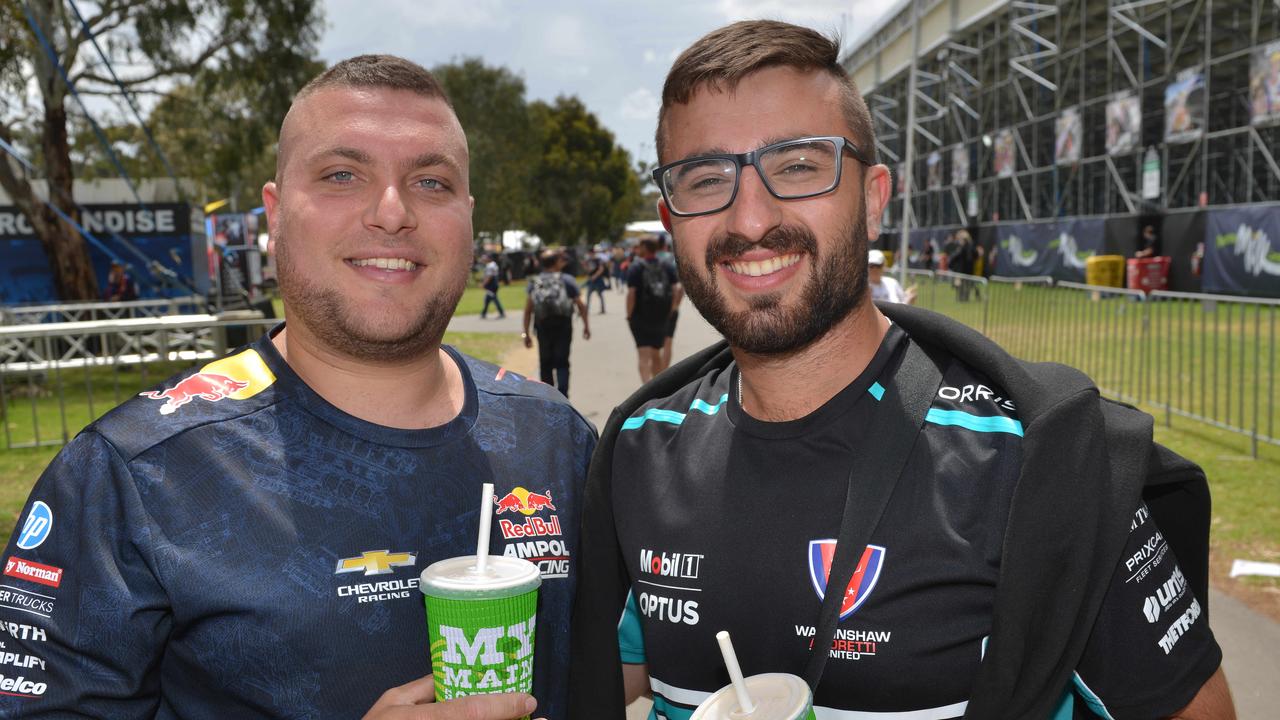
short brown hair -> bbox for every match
[655,20,875,164]
[296,54,451,106]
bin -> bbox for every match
[1085,255,1125,288]
[1126,256,1170,293]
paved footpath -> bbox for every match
[449,297,1276,718]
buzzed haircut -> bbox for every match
[638,237,660,253]
[656,20,876,164]
[276,55,452,179]
[296,54,451,106]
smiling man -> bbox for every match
[569,21,1232,720]
[0,56,593,720]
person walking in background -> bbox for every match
[480,252,505,319]
[1135,224,1160,258]
[625,237,680,382]
[104,261,138,302]
[949,229,977,301]
[523,249,591,397]
[585,247,609,314]
[868,249,915,304]
[656,235,685,372]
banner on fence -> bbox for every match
[1165,68,1205,144]
[1203,206,1280,297]
[1106,91,1141,155]
[996,220,1102,282]
[1055,107,1082,165]
[994,129,1016,178]
[1250,40,1280,126]
[952,145,970,187]
[0,203,198,304]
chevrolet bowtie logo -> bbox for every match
[335,550,417,576]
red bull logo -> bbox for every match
[138,349,275,415]
[492,487,557,516]
[140,373,249,414]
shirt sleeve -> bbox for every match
[627,264,643,289]
[563,274,581,299]
[0,432,169,718]
[618,590,646,664]
[1070,503,1222,719]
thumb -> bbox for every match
[425,693,537,719]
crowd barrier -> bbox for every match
[903,270,1278,456]
[0,296,208,325]
[0,313,274,449]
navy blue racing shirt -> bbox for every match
[0,328,594,719]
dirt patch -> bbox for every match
[499,340,538,378]
[1212,549,1280,623]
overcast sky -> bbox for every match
[318,0,898,167]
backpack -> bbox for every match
[530,273,574,321]
[640,259,672,307]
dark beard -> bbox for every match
[274,222,463,363]
[676,216,868,356]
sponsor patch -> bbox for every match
[502,539,570,579]
[3,558,62,588]
[139,349,275,415]
[0,586,55,618]
[492,487,557,516]
[0,622,46,642]
[1158,597,1201,654]
[334,549,419,604]
[795,624,893,661]
[1143,567,1188,624]
[640,549,703,581]
[0,672,46,698]
[808,540,885,621]
[15,503,52,551]
[635,591,699,625]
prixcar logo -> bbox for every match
[639,549,703,580]
[1142,567,1187,624]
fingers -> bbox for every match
[364,678,537,720]
[367,676,436,711]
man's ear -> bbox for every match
[657,199,673,232]
[863,165,892,240]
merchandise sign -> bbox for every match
[1202,206,1280,297]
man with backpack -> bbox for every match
[523,249,590,397]
[626,236,681,382]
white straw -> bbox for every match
[715,630,755,714]
[476,483,495,574]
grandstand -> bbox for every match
[843,0,1280,296]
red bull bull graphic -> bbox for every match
[139,349,275,415]
[492,487,557,516]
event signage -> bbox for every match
[1142,147,1162,201]
[994,129,1016,178]
[996,220,1103,282]
[1165,68,1206,144]
[1055,107,1082,165]
[926,151,942,190]
[1250,41,1280,125]
[1202,206,1280,297]
[1106,91,1141,155]
[0,203,195,304]
[952,145,969,187]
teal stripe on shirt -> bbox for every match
[868,381,886,400]
[622,394,729,431]
[925,408,1025,436]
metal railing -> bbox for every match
[1,314,276,449]
[904,270,1278,456]
[0,296,208,325]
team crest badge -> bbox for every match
[808,540,885,620]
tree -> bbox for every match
[526,96,641,247]
[433,58,540,246]
[0,0,323,300]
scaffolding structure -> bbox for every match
[844,0,1280,233]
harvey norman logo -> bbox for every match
[3,557,63,588]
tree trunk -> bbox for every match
[29,0,99,301]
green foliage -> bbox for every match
[526,96,642,246]
[434,58,540,240]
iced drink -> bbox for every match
[690,672,816,720]
[420,555,541,706]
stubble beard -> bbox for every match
[273,217,466,364]
[677,215,869,356]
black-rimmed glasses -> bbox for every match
[652,136,873,217]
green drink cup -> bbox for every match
[420,483,542,714]
[690,631,817,720]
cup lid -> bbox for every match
[690,673,811,720]
[419,555,541,598]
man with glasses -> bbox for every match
[570,20,1230,720]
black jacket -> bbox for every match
[568,303,1212,720]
